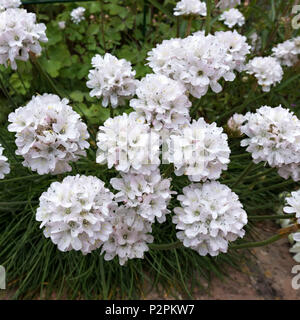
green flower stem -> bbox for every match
[253,179,296,193]
[0,73,17,108]
[185,16,193,36]
[0,175,44,183]
[230,153,251,159]
[205,0,212,36]
[231,161,255,188]
[248,214,296,221]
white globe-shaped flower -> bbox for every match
[0,144,10,179]
[219,8,245,28]
[36,175,116,254]
[87,53,137,108]
[147,31,250,99]
[167,118,231,182]
[130,74,191,132]
[8,94,90,175]
[0,0,21,11]
[101,206,154,265]
[110,169,175,223]
[70,7,85,24]
[217,0,241,10]
[284,190,300,224]
[173,181,248,256]
[96,112,160,174]
[174,0,206,17]
[0,8,48,70]
[272,37,300,67]
[246,57,283,92]
[240,105,300,168]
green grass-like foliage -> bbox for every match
[0,0,300,299]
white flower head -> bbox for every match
[246,57,283,92]
[58,21,66,30]
[284,190,300,224]
[0,8,48,70]
[110,169,175,223]
[147,31,249,99]
[0,0,21,11]
[219,8,245,28]
[272,37,300,67]
[278,163,300,182]
[8,94,90,175]
[173,181,247,256]
[240,105,300,168]
[96,112,160,174]
[101,206,154,265]
[217,0,241,10]
[167,117,231,182]
[36,175,116,254]
[130,74,191,132]
[70,7,85,24]
[0,144,10,179]
[87,53,137,108]
[174,0,206,17]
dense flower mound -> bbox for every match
[240,105,300,168]
[36,175,116,254]
[101,206,154,265]
[147,30,250,98]
[173,0,206,17]
[217,0,241,10]
[110,169,175,223]
[96,112,160,174]
[272,37,300,67]
[87,53,137,108]
[130,74,191,132]
[0,0,21,11]
[70,7,85,24]
[173,181,248,256]
[8,94,90,175]
[0,144,10,179]
[0,8,48,70]
[246,56,283,92]
[219,8,245,28]
[284,190,300,226]
[166,118,231,182]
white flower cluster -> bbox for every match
[147,30,250,98]
[246,57,283,92]
[227,113,244,136]
[0,144,10,179]
[101,206,153,265]
[87,53,137,108]
[130,74,191,132]
[240,106,300,174]
[217,0,241,10]
[219,8,245,28]
[96,112,160,174]
[167,117,230,182]
[173,181,247,256]
[0,8,48,70]
[0,0,21,11]
[70,7,85,24]
[284,190,300,225]
[110,169,174,223]
[173,0,206,17]
[58,21,66,30]
[272,37,300,67]
[8,94,90,175]
[36,175,116,254]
